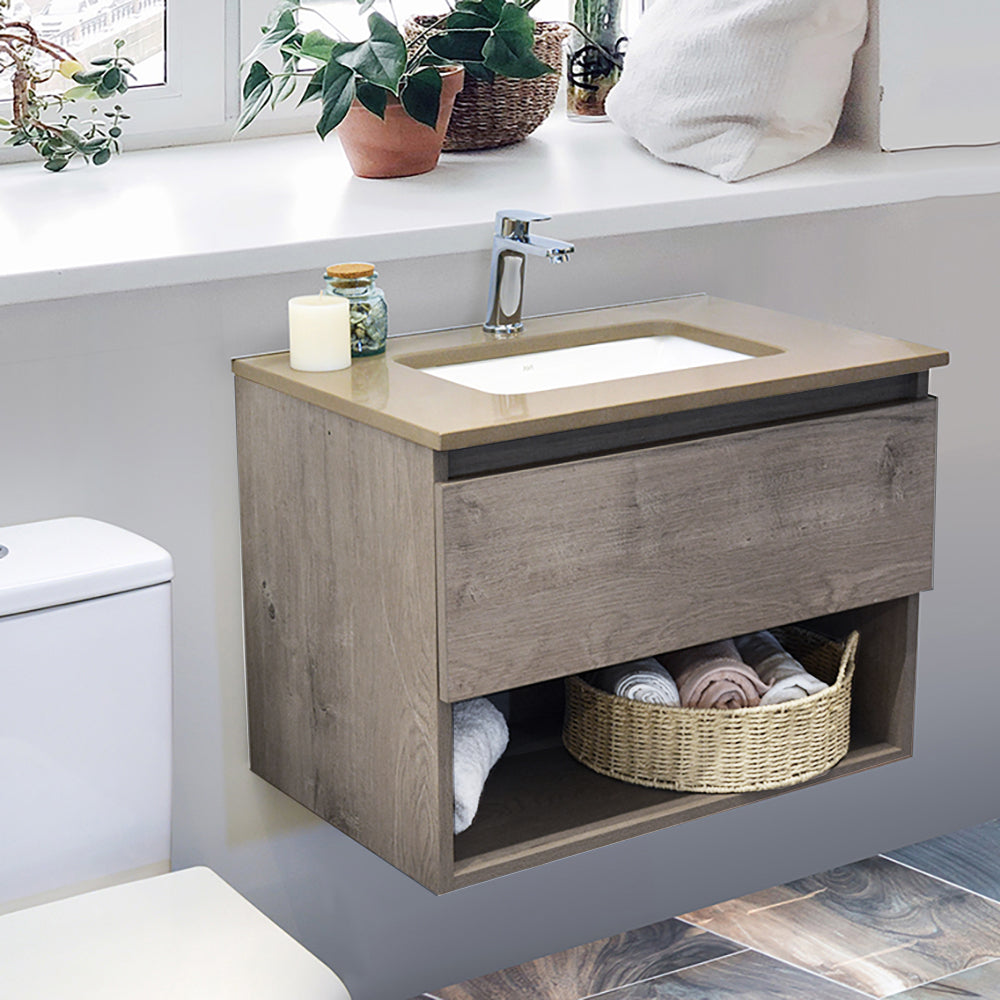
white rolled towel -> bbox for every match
[735,630,829,705]
[453,697,508,835]
[594,658,680,706]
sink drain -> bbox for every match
[0,545,8,559]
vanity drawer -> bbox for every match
[436,398,937,701]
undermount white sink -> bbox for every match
[418,334,754,395]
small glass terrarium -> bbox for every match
[566,0,626,119]
[323,262,388,357]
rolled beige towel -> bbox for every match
[736,630,829,705]
[593,658,681,706]
[659,639,767,710]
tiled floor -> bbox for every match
[412,819,1000,999]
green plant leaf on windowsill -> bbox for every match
[400,67,441,129]
[62,85,97,101]
[296,29,355,64]
[482,4,552,78]
[317,60,355,138]
[246,7,299,64]
[427,28,489,64]
[355,81,388,119]
[451,0,506,28]
[334,12,406,94]
[298,66,326,105]
[271,70,297,107]
[236,60,273,132]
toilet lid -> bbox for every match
[0,867,350,999]
[0,517,173,617]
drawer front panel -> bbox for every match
[436,398,937,702]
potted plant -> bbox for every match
[238,0,553,178]
[565,0,626,118]
[0,0,133,172]
[406,1,568,151]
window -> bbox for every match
[35,0,167,88]
[1,0,228,160]
[1,0,629,157]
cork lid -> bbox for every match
[326,262,375,279]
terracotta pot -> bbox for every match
[337,67,465,179]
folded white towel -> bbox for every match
[453,697,509,835]
[594,658,681,706]
[735,630,829,705]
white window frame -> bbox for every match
[1,0,233,162]
[126,0,230,140]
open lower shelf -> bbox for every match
[452,739,908,887]
[451,596,918,889]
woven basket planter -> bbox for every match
[406,19,567,151]
[563,626,859,794]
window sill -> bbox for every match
[1,113,999,308]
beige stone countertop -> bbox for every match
[231,295,949,451]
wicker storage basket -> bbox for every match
[563,626,859,794]
[406,19,567,151]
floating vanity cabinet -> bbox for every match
[233,296,948,893]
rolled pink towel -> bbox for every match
[659,639,768,710]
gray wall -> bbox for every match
[3,193,998,999]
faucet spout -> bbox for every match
[484,210,575,338]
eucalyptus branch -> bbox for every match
[0,20,75,62]
[0,5,134,171]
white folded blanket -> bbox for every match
[736,630,829,705]
[594,658,680,706]
[453,697,508,835]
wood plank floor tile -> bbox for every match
[594,949,867,999]
[427,919,742,1000]
[888,958,1000,997]
[681,856,1000,998]
[888,819,1000,902]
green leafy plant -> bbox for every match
[239,0,553,137]
[0,0,133,171]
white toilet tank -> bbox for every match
[0,517,173,911]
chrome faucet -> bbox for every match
[484,210,574,338]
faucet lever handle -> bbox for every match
[495,209,552,239]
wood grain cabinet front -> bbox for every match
[437,399,937,702]
[235,372,940,893]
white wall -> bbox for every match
[879,0,1000,151]
[2,193,998,999]
[841,0,1000,152]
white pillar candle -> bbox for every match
[288,295,351,372]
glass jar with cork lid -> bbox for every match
[323,262,388,357]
